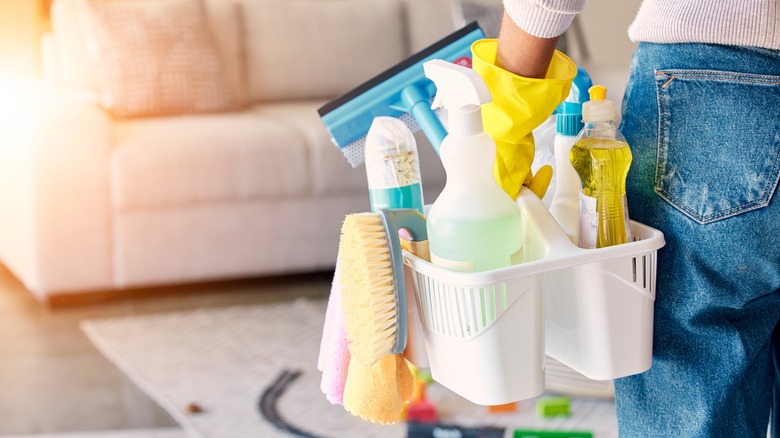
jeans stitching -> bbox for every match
[657,69,780,85]
[654,70,780,224]
[655,70,667,209]
[657,186,772,223]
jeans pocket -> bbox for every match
[655,69,780,224]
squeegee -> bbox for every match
[318,22,485,167]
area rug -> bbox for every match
[81,299,619,438]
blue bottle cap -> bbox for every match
[555,66,592,136]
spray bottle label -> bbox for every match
[365,152,420,189]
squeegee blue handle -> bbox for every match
[402,84,446,155]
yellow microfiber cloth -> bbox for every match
[471,39,577,200]
[343,353,414,424]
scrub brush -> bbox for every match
[339,208,427,367]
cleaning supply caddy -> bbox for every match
[319,28,665,411]
[403,187,664,405]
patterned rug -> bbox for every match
[81,299,619,438]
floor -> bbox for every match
[0,264,333,436]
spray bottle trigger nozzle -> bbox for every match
[423,59,491,112]
[430,93,444,110]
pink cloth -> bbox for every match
[318,261,351,405]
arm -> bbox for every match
[497,0,586,78]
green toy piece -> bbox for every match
[418,369,434,385]
[535,396,572,418]
[512,429,592,438]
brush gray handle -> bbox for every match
[378,208,427,355]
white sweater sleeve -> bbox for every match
[503,0,586,39]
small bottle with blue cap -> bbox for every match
[549,67,592,244]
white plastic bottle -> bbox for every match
[549,67,592,244]
[548,102,582,244]
[423,59,522,272]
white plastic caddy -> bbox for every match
[403,188,665,405]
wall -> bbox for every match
[564,0,644,112]
[571,0,642,70]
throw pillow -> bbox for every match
[82,0,236,118]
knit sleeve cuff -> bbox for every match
[503,0,586,38]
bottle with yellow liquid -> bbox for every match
[569,85,632,248]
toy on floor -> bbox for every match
[408,422,593,438]
[536,396,572,418]
[488,401,518,414]
[259,369,323,438]
[405,366,437,423]
[513,429,593,438]
[407,421,505,438]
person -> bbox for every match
[492,0,780,436]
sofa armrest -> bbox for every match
[0,82,113,298]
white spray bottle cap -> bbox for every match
[423,59,492,137]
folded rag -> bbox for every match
[317,261,351,405]
[321,217,413,421]
[343,353,414,424]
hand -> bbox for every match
[471,39,576,199]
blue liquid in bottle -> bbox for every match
[369,183,424,214]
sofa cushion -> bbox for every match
[242,0,406,102]
[403,0,457,53]
[110,112,310,211]
[82,0,237,118]
[252,102,367,197]
[49,0,245,102]
[254,102,447,199]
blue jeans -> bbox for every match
[615,42,780,437]
[773,320,779,437]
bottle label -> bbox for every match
[578,193,632,248]
[430,251,475,273]
[365,151,420,189]
[578,193,598,249]
[368,184,424,213]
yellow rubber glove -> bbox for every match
[471,39,577,200]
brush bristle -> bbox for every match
[339,213,399,367]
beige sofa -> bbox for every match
[0,0,506,301]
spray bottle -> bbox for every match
[423,59,522,272]
[548,67,592,244]
[364,117,425,214]
[569,85,632,248]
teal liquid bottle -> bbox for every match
[365,117,424,214]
